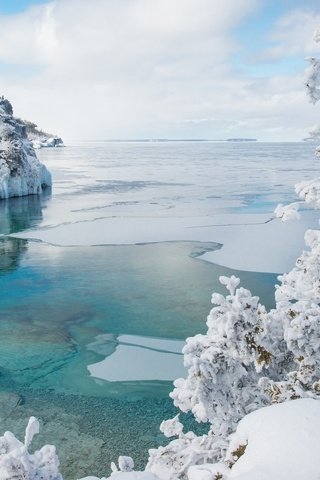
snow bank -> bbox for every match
[226,398,320,480]
[0,97,51,199]
[186,399,320,480]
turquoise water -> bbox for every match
[0,235,277,477]
[0,237,277,393]
[2,141,313,479]
[0,198,277,478]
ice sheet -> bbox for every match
[87,334,185,382]
[5,142,320,274]
[11,210,319,273]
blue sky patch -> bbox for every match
[0,0,48,14]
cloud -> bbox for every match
[0,0,318,140]
[253,9,320,62]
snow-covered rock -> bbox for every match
[0,97,52,199]
[16,117,64,149]
[32,137,63,149]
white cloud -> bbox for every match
[254,9,320,62]
[0,0,319,140]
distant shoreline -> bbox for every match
[70,138,258,143]
[99,138,257,143]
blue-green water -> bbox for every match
[0,237,277,392]
[0,238,277,477]
[3,141,313,479]
[0,211,277,478]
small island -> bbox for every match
[226,138,257,142]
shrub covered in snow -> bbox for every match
[0,417,61,480]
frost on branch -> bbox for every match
[274,161,320,222]
[261,229,320,402]
[110,456,135,474]
[160,415,183,438]
[305,56,320,104]
[313,27,320,43]
[306,26,320,103]
[171,275,269,428]
[274,202,300,221]
[274,177,320,222]
[275,229,320,303]
[0,416,62,480]
[295,178,320,207]
[146,429,221,480]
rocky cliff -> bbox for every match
[0,97,52,199]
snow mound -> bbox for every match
[226,398,320,480]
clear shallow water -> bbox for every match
[0,141,317,478]
[0,235,277,478]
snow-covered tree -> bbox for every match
[0,417,62,480]
[146,25,320,478]
[259,29,320,404]
[170,276,269,428]
[146,276,272,479]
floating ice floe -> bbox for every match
[87,334,185,382]
[11,209,319,273]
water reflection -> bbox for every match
[0,237,27,274]
[0,192,51,273]
[0,190,51,235]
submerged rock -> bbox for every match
[0,391,22,417]
[0,97,52,199]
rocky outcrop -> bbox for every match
[0,97,52,199]
[32,136,64,149]
[17,118,64,149]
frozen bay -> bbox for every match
[11,141,320,273]
[0,141,318,478]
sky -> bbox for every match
[0,0,320,141]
